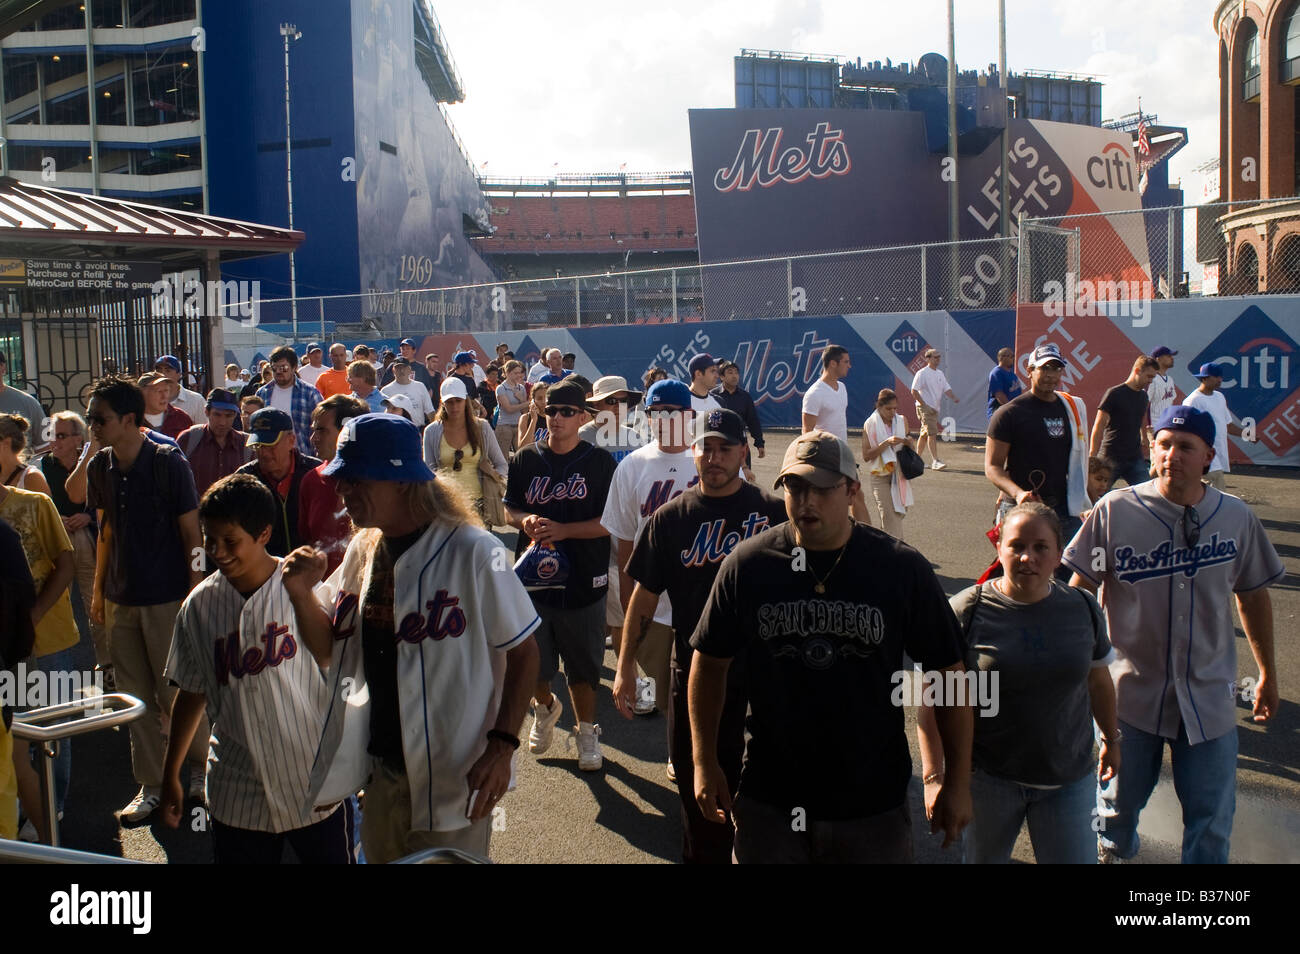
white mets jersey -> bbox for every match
[1146,373,1180,428]
[308,521,540,831]
[166,560,335,833]
[1062,482,1283,745]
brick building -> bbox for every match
[1215,0,1300,292]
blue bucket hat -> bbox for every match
[323,413,435,483]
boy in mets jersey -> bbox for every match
[160,473,353,863]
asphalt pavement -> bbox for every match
[40,433,1300,864]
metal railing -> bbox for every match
[12,693,145,849]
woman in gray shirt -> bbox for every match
[917,501,1120,863]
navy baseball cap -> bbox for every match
[1154,404,1216,449]
[205,388,240,413]
[247,407,294,446]
[400,338,417,349]
[645,379,692,410]
[693,408,746,445]
[687,353,719,377]
[323,413,435,483]
[306,342,322,354]
[1193,362,1225,379]
[546,380,587,408]
[453,350,477,366]
[154,354,181,373]
[1151,346,1178,359]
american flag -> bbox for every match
[1137,115,1151,157]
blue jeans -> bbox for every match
[1107,457,1151,488]
[965,768,1097,864]
[1097,719,1237,864]
[31,647,77,817]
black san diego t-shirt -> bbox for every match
[505,439,616,609]
[988,391,1073,515]
[690,522,964,820]
[626,483,788,667]
[1097,383,1149,464]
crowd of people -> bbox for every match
[0,334,1284,867]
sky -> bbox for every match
[435,0,1222,199]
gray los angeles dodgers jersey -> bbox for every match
[1062,482,1283,744]
[166,560,335,833]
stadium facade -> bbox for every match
[0,0,495,332]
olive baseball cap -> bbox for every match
[775,430,858,489]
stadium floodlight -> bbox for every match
[280,23,302,334]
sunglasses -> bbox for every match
[452,448,464,472]
[649,406,686,415]
[86,414,110,426]
[595,396,631,407]
[543,406,582,418]
[1182,505,1200,548]
[54,431,77,440]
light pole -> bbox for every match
[280,22,301,337]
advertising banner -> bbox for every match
[1015,296,1300,467]
[378,310,1016,437]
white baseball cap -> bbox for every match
[440,377,469,401]
[382,392,416,418]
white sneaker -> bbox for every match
[932,460,947,471]
[666,761,677,783]
[634,676,656,715]
[528,696,563,755]
[120,786,161,825]
[188,769,206,802]
[17,819,38,843]
[576,723,603,771]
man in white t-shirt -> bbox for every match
[1184,362,1256,490]
[601,378,698,718]
[380,358,436,426]
[801,344,870,525]
[527,353,550,384]
[297,344,327,388]
[910,348,959,470]
[687,354,722,417]
[1145,345,1180,445]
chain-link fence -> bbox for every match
[240,236,1018,342]
[1016,196,1300,304]
[236,196,1300,345]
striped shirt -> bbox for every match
[166,560,335,833]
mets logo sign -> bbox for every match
[714,122,851,193]
[1190,305,1298,457]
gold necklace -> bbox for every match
[809,542,850,594]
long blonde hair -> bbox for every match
[352,478,480,558]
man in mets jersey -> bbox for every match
[614,408,787,863]
[160,473,351,863]
[288,414,540,863]
[1064,405,1283,864]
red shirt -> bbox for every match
[157,405,193,439]
[298,463,351,573]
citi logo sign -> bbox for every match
[1086,142,1138,193]
[714,122,851,192]
[886,321,932,375]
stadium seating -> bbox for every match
[480,194,699,254]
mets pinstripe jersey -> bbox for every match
[165,560,335,833]
[1062,482,1284,744]
[307,520,540,831]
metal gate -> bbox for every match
[0,287,211,416]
